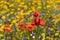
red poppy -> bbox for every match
[33,18,44,26]
[33,18,40,25]
[26,24,34,31]
[3,24,12,33]
[18,22,24,26]
[18,22,26,30]
[3,28,12,33]
[4,24,10,27]
[33,11,40,17]
[39,19,45,26]
[19,25,26,30]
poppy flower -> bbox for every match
[4,24,10,27]
[33,18,40,25]
[18,22,26,30]
[19,25,26,30]
[3,28,12,33]
[39,19,45,26]
[3,24,12,33]
[33,11,40,17]
[33,18,44,26]
[18,22,24,26]
[26,24,34,31]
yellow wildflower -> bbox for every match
[8,19,11,22]
[20,2,25,5]
[28,10,32,13]
[50,38,53,40]
[17,8,20,10]
[47,5,51,8]
[42,33,45,40]
[16,15,20,19]
[20,11,25,16]
[53,16,57,19]
[50,28,54,31]
[56,30,59,33]
[3,5,8,9]
[24,5,27,9]
[10,24,13,27]
[9,4,14,7]
[0,25,4,31]
[0,23,2,26]
[0,1,4,4]
[31,6,35,11]
[55,19,59,23]
[12,37,16,40]
[56,0,60,2]
[1,16,6,20]
[20,32,23,38]
[1,10,6,14]
[16,0,21,3]
[46,36,50,38]
[7,14,10,16]
[30,16,34,20]
[11,20,16,23]
[55,32,59,36]
[37,6,41,9]
[54,5,57,9]
[0,34,3,36]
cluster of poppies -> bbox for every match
[0,0,60,40]
[18,11,44,31]
[2,11,44,33]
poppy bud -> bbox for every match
[33,11,40,17]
